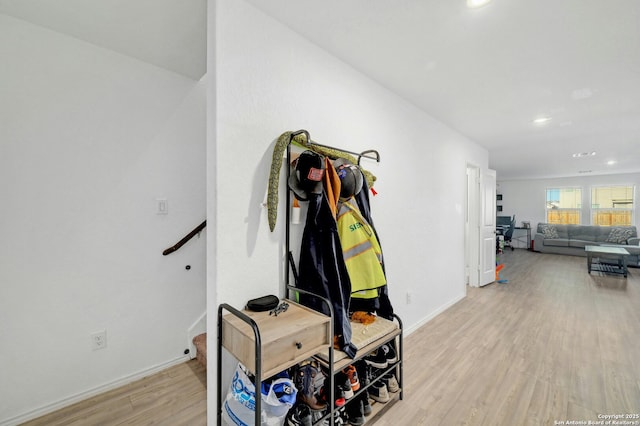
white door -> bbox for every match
[465,165,480,287]
[479,169,497,286]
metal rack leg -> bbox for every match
[217,304,263,426]
[217,305,223,426]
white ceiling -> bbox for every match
[2,0,639,181]
[0,0,206,80]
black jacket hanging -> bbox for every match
[297,192,357,358]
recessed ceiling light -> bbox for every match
[607,160,617,165]
[533,116,552,125]
[467,0,492,8]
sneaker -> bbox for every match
[364,348,388,369]
[310,407,326,424]
[383,373,400,393]
[369,381,390,403]
[346,399,365,426]
[287,404,312,426]
[342,365,360,392]
[380,343,398,364]
[318,383,346,408]
[322,406,347,426]
[335,370,354,399]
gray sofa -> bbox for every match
[534,223,640,264]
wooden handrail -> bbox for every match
[163,220,206,256]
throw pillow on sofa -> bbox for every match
[540,224,559,239]
[605,227,633,244]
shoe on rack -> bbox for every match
[380,343,398,364]
[364,348,388,369]
[362,394,372,416]
[286,403,312,426]
[369,381,390,403]
[318,383,346,408]
[295,362,327,410]
[346,399,365,426]
[300,391,327,410]
[335,370,354,399]
[310,407,326,424]
[322,406,347,426]
[354,361,371,388]
[362,398,373,416]
[383,372,400,393]
[342,365,360,392]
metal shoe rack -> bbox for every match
[216,290,334,426]
[216,289,402,426]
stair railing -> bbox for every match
[163,220,206,255]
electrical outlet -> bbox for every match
[406,291,412,304]
[91,330,107,351]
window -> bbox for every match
[546,187,581,224]
[591,185,634,226]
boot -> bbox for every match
[295,362,327,410]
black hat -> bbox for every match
[288,150,325,200]
[334,158,363,200]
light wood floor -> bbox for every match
[371,249,640,426]
[23,250,640,425]
[21,360,207,426]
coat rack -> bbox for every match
[283,129,380,289]
[278,130,402,426]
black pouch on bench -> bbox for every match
[246,295,280,312]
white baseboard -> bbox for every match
[0,355,190,426]
[404,293,466,337]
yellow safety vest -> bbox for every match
[336,199,386,299]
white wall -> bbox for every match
[497,173,640,246]
[0,14,206,425]
[210,0,488,417]
[0,0,490,421]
